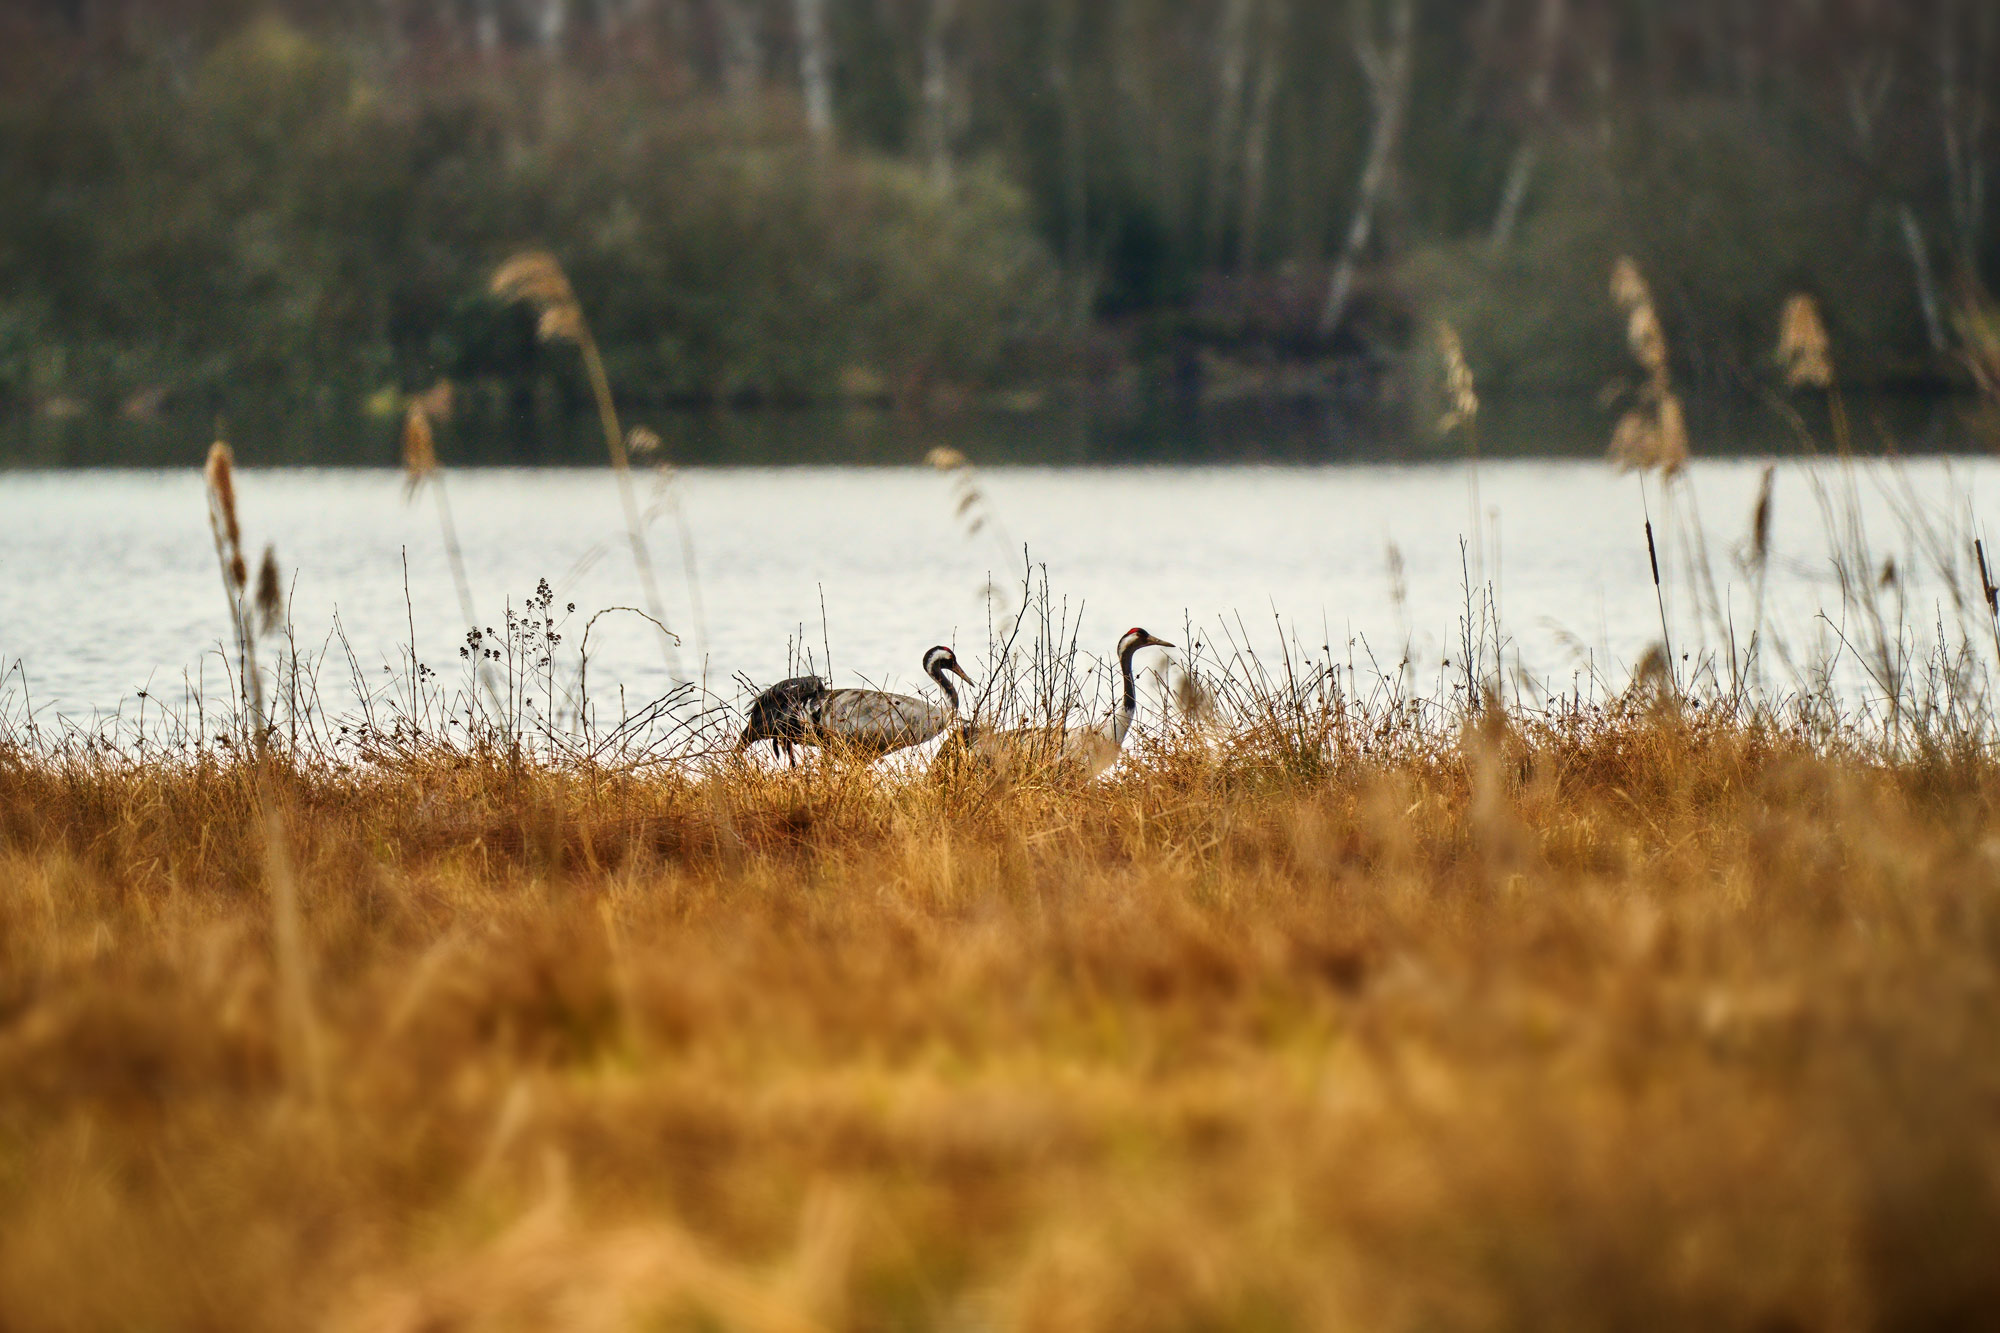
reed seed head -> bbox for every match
[1610,256,1670,381]
[1607,393,1687,477]
[1609,256,1651,311]
[402,406,438,495]
[627,426,662,458]
[1656,390,1688,474]
[255,545,283,635]
[1625,305,1668,379]
[1954,299,2000,408]
[413,378,456,423]
[1608,409,1651,471]
[926,446,968,471]
[1604,257,1685,476]
[205,440,247,589]
[1777,294,1834,389]
[491,251,585,344]
[1436,322,1479,434]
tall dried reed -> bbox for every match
[1435,320,1491,596]
[627,425,709,670]
[928,444,1026,642]
[1603,259,1683,686]
[493,251,681,675]
[402,395,478,634]
[203,440,265,736]
[199,441,322,1101]
[1606,256,1687,476]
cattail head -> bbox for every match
[255,545,283,635]
[205,440,246,590]
[1750,464,1774,568]
[491,251,586,343]
[1436,322,1479,434]
[402,405,438,495]
[1777,294,1834,389]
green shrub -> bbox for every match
[1405,103,1937,395]
[0,18,1066,418]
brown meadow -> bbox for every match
[5,271,2000,1330]
[2,701,1998,1331]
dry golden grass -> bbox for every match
[3,707,1998,1332]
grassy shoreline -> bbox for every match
[3,704,1998,1330]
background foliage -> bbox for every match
[1,0,1995,437]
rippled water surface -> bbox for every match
[4,460,1996,722]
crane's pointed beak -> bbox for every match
[1147,636,1175,650]
[948,660,975,684]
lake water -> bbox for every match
[4,459,1999,728]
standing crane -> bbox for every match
[738,645,973,762]
[955,627,1173,776]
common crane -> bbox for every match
[738,646,973,762]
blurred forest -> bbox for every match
[2,0,1997,455]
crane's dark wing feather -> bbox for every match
[739,675,828,749]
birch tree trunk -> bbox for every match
[1842,41,1948,354]
[1206,0,1255,258]
[1237,2,1286,272]
[1491,0,1565,250]
[795,0,833,149]
[1318,0,1414,338]
[1050,0,1092,321]
[719,0,760,105]
[1939,0,1990,284]
[1901,204,1949,354]
[474,0,502,58]
[537,0,567,54]
[923,0,957,189]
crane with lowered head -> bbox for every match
[738,645,973,763]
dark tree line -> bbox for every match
[2,0,1996,437]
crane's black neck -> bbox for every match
[1114,640,1142,745]
[928,659,961,712]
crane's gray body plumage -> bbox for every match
[814,687,958,755]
